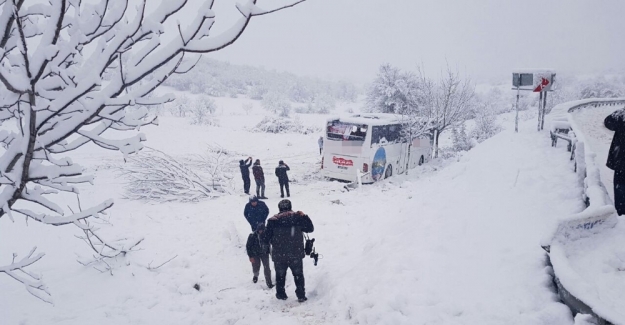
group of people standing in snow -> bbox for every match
[243,197,314,302]
[239,157,291,199]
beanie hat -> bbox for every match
[279,160,284,165]
[249,195,259,202]
[278,199,292,212]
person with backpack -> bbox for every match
[252,159,267,199]
[246,223,273,288]
[239,157,253,195]
[243,196,269,231]
[264,199,314,302]
[275,160,290,198]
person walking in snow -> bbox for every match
[275,160,290,198]
[252,159,267,199]
[605,109,625,215]
[239,157,253,195]
[264,199,314,302]
[246,223,273,288]
[243,196,269,231]
[318,136,324,155]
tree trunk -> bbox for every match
[434,129,440,158]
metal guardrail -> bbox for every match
[545,98,625,325]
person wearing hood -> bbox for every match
[243,196,269,231]
[275,160,290,198]
[246,223,273,288]
[239,157,253,195]
[252,159,267,199]
[605,109,625,215]
[264,199,314,302]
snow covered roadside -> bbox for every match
[545,104,625,324]
[1,107,583,324]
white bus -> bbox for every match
[321,113,433,184]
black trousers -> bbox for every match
[614,170,625,215]
[279,181,290,197]
[274,258,305,299]
[243,176,251,194]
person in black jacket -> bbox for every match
[252,159,267,199]
[264,199,314,302]
[239,157,253,195]
[246,223,273,288]
[275,160,290,198]
[243,196,269,231]
[605,109,625,215]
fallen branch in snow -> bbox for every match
[147,255,178,271]
[117,147,226,202]
[0,248,51,304]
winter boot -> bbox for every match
[276,292,288,300]
[297,297,307,303]
[267,283,274,289]
[253,276,258,283]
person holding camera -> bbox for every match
[239,157,253,195]
[274,160,290,198]
[264,199,314,302]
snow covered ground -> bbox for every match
[1,95,585,324]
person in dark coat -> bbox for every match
[264,199,314,302]
[252,159,267,199]
[243,196,269,231]
[605,109,625,215]
[239,157,253,195]
[275,160,290,198]
[246,223,273,288]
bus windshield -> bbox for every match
[326,121,368,141]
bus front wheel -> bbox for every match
[385,165,393,179]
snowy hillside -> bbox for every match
[0,92,585,324]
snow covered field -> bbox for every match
[1,95,585,324]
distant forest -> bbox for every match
[164,57,359,104]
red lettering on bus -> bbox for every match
[332,156,354,167]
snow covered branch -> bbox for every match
[0,247,51,304]
[0,0,307,301]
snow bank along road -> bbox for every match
[0,115,584,324]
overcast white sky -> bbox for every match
[204,0,625,84]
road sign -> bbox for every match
[533,77,550,92]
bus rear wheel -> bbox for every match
[385,165,393,179]
[418,156,424,166]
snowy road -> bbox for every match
[1,112,584,324]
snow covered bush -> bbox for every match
[262,91,292,117]
[0,0,307,302]
[190,96,219,126]
[171,95,191,117]
[451,124,474,152]
[242,102,254,114]
[252,117,320,134]
[470,104,502,143]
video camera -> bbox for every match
[304,235,321,266]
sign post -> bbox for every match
[512,70,556,132]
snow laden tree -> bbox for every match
[421,66,475,158]
[366,64,404,113]
[0,0,307,302]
